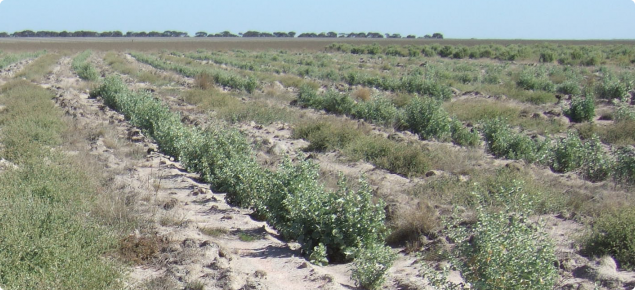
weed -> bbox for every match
[584,207,635,270]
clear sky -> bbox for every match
[0,0,633,39]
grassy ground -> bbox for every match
[0,81,123,289]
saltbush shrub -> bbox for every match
[614,146,635,185]
[404,97,451,141]
[72,50,99,81]
[565,94,595,123]
[482,118,550,163]
[351,95,399,126]
[550,131,585,173]
[428,183,558,290]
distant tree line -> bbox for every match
[0,30,444,39]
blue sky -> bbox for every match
[0,0,633,39]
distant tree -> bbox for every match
[100,31,114,37]
[288,31,296,37]
[386,33,401,38]
[59,31,70,37]
[338,32,347,38]
[242,31,261,37]
[406,34,416,38]
[326,31,337,38]
[273,31,289,37]
[424,34,432,39]
[137,31,148,37]
[0,32,8,37]
[298,32,317,38]
[260,32,274,37]
[148,31,162,37]
[367,32,383,38]
[432,32,444,39]
[195,31,208,37]
[112,31,123,37]
[347,32,366,38]
[71,31,97,37]
[13,30,35,37]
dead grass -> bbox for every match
[181,88,299,125]
[352,87,372,102]
[199,226,229,237]
[386,201,440,246]
[194,72,215,90]
[14,53,63,81]
[577,120,635,146]
[119,234,165,265]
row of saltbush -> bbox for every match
[71,50,99,81]
[0,81,122,289]
[296,86,635,184]
[90,76,394,289]
[516,67,634,100]
[296,85,479,147]
[326,42,635,65]
[0,50,46,69]
[179,50,454,99]
[130,52,258,93]
[483,118,634,184]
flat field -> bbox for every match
[0,39,634,290]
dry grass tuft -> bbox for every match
[386,201,440,247]
[352,87,372,102]
[119,234,165,265]
[194,72,215,90]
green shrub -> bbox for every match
[584,208,635,270]
[517,70,555,92]
[351,242,395,289]
[613,96,635,122]
[556,81,582,96]
[322,90,355,115]
[72,50,99,81]
[351,95,399,126]
[539,51,556,63]
[482,118,550,163]
[550,131,585,173]
[565,94,595,123]
[432,183,558,290]
[450,119,480,147]
[404,97,451,141]
[614,146,635,185]
[579,135,613,182]
[596,73,630,100]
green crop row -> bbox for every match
[0,50,46,70]
[483,118,633,183]
[0,81,122,289]
[327,43,635,66]
[130,52,258,93]
[178,50,454,99]
[296,85,634,184]
[90,76,394,289]
[71,50,99,81]
[296,86,478,147]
